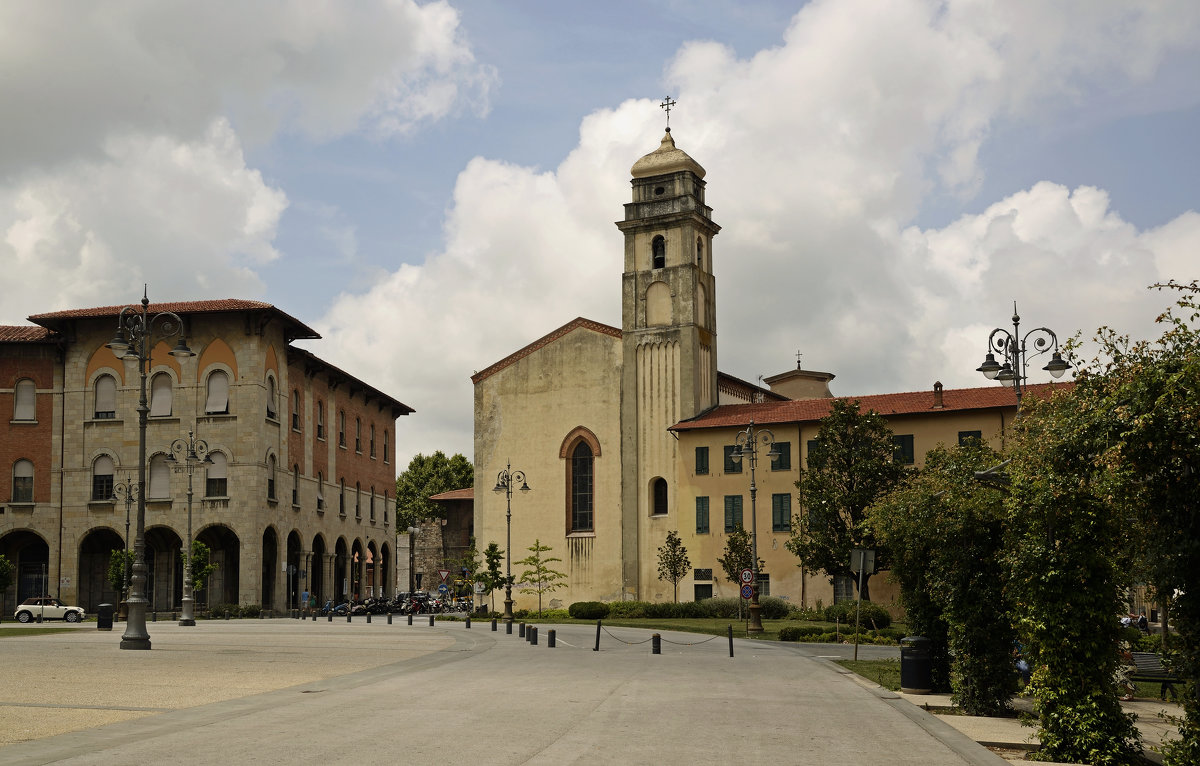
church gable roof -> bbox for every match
[670,382,1071,431]
[471,317,622,384]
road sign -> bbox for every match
[739,568,754,585]
[438,569,450,582]
[437,583,449,593]
[740,584,754,600]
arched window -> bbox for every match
[94,374,117,419]
[316,401,325,439]
[148,455,170,499]
[13,379,36,421]
[383,430,389,462]
[651,235,665,269]
[292,465,299,505]
[12,459,34,502]
[652,477,668,516]
[149,372,173,417]
[267,455,277,500]
[316,472,325,510]
[369,486,376,521]
[92,455,115,500]
[205,452,228,497]
[570,442,594,532]
[355,417,361,452]
[292,391,301,431]
[339,479,346,514]
[205,370,230,414]
[355,482,361,517]
[383,490,389,523]
[338,411,346,447]
[266,375,277,419]
[696,237,704,268]
[369,424,376,458]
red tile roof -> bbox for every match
[670,382,1072,431]
[29,299,320,340]
[0,325,56,342]
[430,488,474,501]
[472,317,622,384]
[288,346,414,417]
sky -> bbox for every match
[2,1,1199,471]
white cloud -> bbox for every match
[313,0,1200,467]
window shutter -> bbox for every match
[14,380,36,420]
[266,377,277,418]
[95,375,117,415]
[205,371,229,414]
[148,456,170,498]
[149,374,172,417]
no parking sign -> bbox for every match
[740,584,754,600]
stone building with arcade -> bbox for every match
[0,299,411,613]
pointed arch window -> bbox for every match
[12,459,34,503]
[383,430,389,462]
[92,455,115,500]
[369,424,376,458]
[292,391,301,431]
[651,235,666,269]
[570,442,594,532]
[339,479,346,515]
[266,375,277,419]
[13,379,36,421]
[369,486,376,521]
[338,411,346,448]
[205,370,230,414]
[355,482,361,518]
[94,374,117,419]
[205,452,228,497]
[355,417,362,452]
[316,472,325,510]
[149,372,173,417]
[292,464,300,506]
[148,455,170,499]
[267,455,277,500]
[316,401,325,439]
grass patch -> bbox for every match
[466,615,906,642]
[835,658,901,691]
[0,627,80,638]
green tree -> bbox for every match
[186,541,217,603]
[478,542,506,612]
[656,531,691,603]
[394,451,473,529]
[454,537,481,602]
[869,442,1016,714]
[0,553,15,614]
[786,399,905,601]
[107,549,133,598]
[514,539,567,617]
[717,527,762,620]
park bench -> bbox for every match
[1130,651,1179,700]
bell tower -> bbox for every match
[615,126,720,598]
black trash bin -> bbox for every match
[97,603,115,631]
[900,636,932,694]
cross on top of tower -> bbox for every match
[660,96,677,131]
[796,350,803,370]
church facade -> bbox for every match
[472,131,1045,612]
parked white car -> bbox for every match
[13,597,85,623]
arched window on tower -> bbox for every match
[651,477,668,516]
[651,235,666,269]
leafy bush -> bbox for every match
[540,609,570,619]
[607,600,652,618]
[823,600,892,629]
[569,601,610,620]
[240,604,261,619]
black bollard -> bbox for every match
[225,610,230,620]
[548,629,556,648]
[428,614,435,627]
[347,613,352,623]
[652,633,661,655]
[407,613,413,626]
[519,622,526,638]
[594,620,601,651]
[728,624,734,657]
[151,612,156,622]
[387,613,392,625]
[328,612,332,622]
[491,618,497,632]
[531,627,538,646]
[506,620,512,635]
[366,613,372,624]
[465,615,471,629]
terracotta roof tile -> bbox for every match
[0,325,56,342]
[472,317,621,384]
[670,382,1072,431]
[430,488,474,501]
[287,346,414,417]
[29,299,320,340]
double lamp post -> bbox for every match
[729,421,778,634]
[493,461,529,624]
[166,430,212,627]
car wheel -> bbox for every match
[16,611,32,623]
[65,611,81,623]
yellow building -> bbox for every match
[472,129,1051,612]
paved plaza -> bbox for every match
[3,618,1011,765]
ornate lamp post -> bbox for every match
[405,525,421,594]
[111,474,139,611]
[492,461,529,623]
[166,430,211,626]
[730,421,778,633]
[976,302,1070,409]
[106,288,194,650]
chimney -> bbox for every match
[933,381,944,409]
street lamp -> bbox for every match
[492,460,529,623]
[730,420,778,633]
[166,430,211,626]
[406,525,422,594]
[110,474,139,610]
[106,287,194,650]
[976,302,1070,409]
